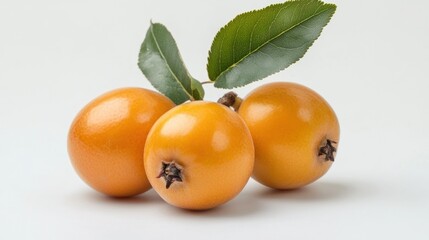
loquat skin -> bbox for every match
[68,88,175,197]
[144,101,254,210]
[238,82,340,189]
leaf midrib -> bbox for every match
[150,24,193,99]
[215,5,334,81]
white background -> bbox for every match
[1,0,428,239]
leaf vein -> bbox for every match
[215,5,333,81]
[268,5,291,34]
[249,14,264,53]
[150,25,192,99]
[268,41,308,50]
[218,29,226,77]
[232,17,244,63]
[258,49,275,61]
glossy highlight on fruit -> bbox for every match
[68,87,175,197]
[144,101,254,210]
[238,82,340,189]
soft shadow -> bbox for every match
[97,190,162,204]
[256,181,354,202]
[166,190,263,218]
[67,188,164,206]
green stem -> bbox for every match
[201,81,214,85]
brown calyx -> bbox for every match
[157,161,183,189]
[217,91,242,111]
[318,139,337,162]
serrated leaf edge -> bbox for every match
[208,0,336,89]
[144,22,196,100]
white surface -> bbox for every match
[1,0,429,239]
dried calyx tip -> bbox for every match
[157,161,183,189]
[218,91,242,111]
[318,139,337,162]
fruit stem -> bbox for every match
[218,91,242,111]
[157,161,183,189]
[201,81,214,85]
[318,139,337,162]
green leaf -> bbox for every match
[190,78,205,101]
[138,22,204,104]
[207,0,336,89]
